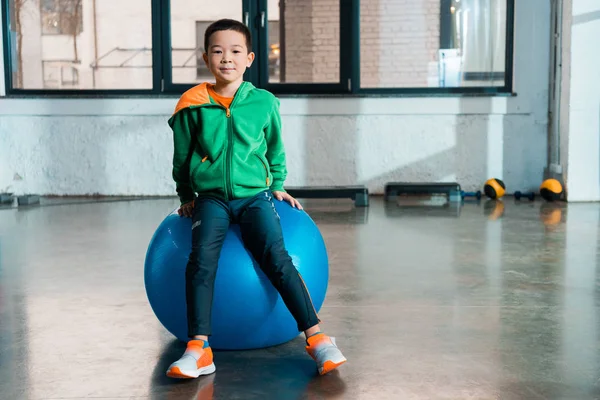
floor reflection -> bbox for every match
[0,197,599,399]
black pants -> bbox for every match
[185,190,320,337]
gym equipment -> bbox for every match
[17,195,40,205]
[540,179,563,201]
[461,190,482,200]
[514,191,535,201]
[384,182,462,202]
[483,178,505,199]
[0,193,13,204]
[285,186,369,207]
[144,200,329,350]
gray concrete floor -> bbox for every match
[0,196,599,399]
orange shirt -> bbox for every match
[207,85,233,109]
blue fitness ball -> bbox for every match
[144,199,329,350]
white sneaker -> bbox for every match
[305,333,347,375]
[166,340,216,379]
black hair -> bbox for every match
[204,19,252,53]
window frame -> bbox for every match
[1,0,515,97]
[252,0,353,96]
[161,0,256,94]
[352,0,515,96]
[1,0,164,95]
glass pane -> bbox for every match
[170,1,243,84]
[267,0,340,84]
[41,0,56,12]
[360,0,507,88]
[7,0,152,90]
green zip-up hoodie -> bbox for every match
[168,81,286,205]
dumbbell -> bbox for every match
[461,190,482,200]
[514,191,535,201]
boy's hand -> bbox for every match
[178,201,194,218]
[273,191,303,210]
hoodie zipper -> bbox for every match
[224,83,244,200]
[226,110,234,200]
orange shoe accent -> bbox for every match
[166,366,195,379]
[186,339,206,349]
[166,341,215,379]
[196,347,213,369]
[306,333,347,375]
[320,359,346,375]
[306,333,328,348]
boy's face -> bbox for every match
[203,30,254,85]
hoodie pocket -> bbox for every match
[253,153,270,186]
[190,154,211,181]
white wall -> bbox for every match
[560,0,600,201]
[0,1,551,197]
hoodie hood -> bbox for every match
[171,81,254,116]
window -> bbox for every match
[4,0,154,91]
[169,0,242,85]
[166,0,243,88]
[360,0,510,90]
[267,20,279,82]
[439,0,508,87]
[265,1,339,84]
[195,21,211,81]
[1,0,514,95]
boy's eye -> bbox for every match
[233,50,240,54]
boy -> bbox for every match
[165,19,346,378]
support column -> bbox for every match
[559,0,600,201]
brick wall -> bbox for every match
[282,0,340,83]
[282,0,440,87]
[361,0,440,87]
